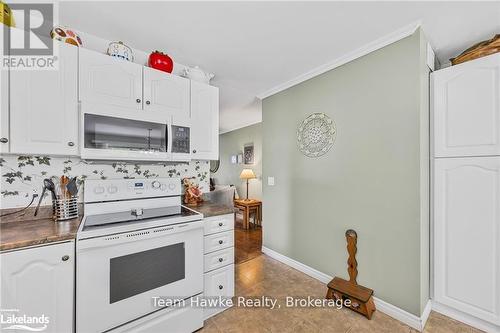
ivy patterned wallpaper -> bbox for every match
[0,155,209,208]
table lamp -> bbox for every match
[240,169,256,200]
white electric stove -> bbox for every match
[76,178,204,333]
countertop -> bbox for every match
[0,201,234,252]
[188,201,236,218]
[0,206,82,252]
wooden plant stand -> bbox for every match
[326,229,376,319]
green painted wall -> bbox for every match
[262,30,429,316]
[213,123,262,200]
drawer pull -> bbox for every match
[218,258,223,262]
[218,222,223,227]
[218,240,223,245]
[218,285,223,290]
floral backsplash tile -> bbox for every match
[0,155,209,208]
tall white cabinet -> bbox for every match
[9,42,79,155]
[191,81,219,160]
[432,53,500,330]
[0,24,9,153]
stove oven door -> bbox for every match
[76,221,203,333]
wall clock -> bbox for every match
[297,113,336,158]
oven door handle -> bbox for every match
[77,220,203,250]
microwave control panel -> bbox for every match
[172,125,190,154]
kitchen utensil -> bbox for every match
[34,179,56,216]
[60,176,70,198]
[148,51,174,73]
[66,177,78,196]
[45,178,57,200]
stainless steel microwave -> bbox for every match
[80,103,190,161]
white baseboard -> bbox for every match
[432,302,500,333]
[261,246,431,331]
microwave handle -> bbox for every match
[167,123,173,154]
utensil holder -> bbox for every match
[52,196,79,221]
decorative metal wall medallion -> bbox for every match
[297,113,336,157]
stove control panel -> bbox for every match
[84,178,181,202]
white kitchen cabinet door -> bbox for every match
[432,53,500,157]
[10,42,78,155]
[203,264,234,319]
[0,242,75,333]
[0,24,9,153]
[79,47,143,110]
[143,67,190,119]
[190,81,219,160]
[433,156,500,325]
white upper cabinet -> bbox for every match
[433,156,500,325]
[79,48,143,110]
[0,24,9,153]
[143,67,190,119]
[190,81,219,160]
[432,53,500,157]
[1,242,75,333]
[10,42,78,155]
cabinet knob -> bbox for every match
[67,141,75,147]
[136,98,141,103]
[62,255,69,261]
[146,101,151,105]
[0,137,8,143]
[218,222,223,227]
[192,149,197,154]
[218,258,223,262]
[218,285,224,290]
[218,240,223,245]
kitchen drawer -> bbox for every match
[204,230,234,254]
[204,264,235,298]
[204,247,234,273]
[110,302,203,333]
[203,214,234,235]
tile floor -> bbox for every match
[200,254,483,333]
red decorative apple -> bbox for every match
[148,51,174,73]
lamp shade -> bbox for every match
[240,169,256,179]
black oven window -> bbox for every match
[109,243,185,304]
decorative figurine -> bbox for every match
[182,177,203,206]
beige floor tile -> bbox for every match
[199,254,484,333]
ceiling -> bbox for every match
[59,1,500,133]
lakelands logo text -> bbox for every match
[0,309,49,331]
[2,2,58,70]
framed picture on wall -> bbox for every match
[244,144,254,165]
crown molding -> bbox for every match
[257,20,421,99]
